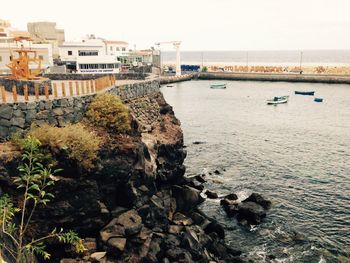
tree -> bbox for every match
[0,136,84,262]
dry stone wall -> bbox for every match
[0,80,160,140]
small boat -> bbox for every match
[166,85,174,87]
[314,98,323,102]
[267,96,289,105]
[295,91,315,96]
[210,83,226,89]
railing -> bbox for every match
[0,75,116,104]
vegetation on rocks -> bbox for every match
[0,136,83,262]
[28,123,101,170]
[85,94,131,133]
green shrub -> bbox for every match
[86,94,131,133]
[28,123,101,170]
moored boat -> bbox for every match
[266,96,289,105]
[314,98,323,102]
[295,91,315,95]
[210,83,226,89]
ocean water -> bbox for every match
[161,50,350,66]
[161,80,350,263]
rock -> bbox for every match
[172,212,193,226]
[195,175,206,183]
[204,221,225,239]
[190,212,206,226]
[165,248,194,263]
[90,252,106,261]
[168,225,184,234]
[160,104,173,115]
[172,185,205,212]
[243,193,271,210]
[214,170,221,175]
[237,201,266,224]
[192,141,206,145]
[205,190,218,199]
[100,219,125,243]
[225,193,238,200]
[116,209,143,236]
[0,105,13,120]
[107,237,126,254]
[11,117,25,128]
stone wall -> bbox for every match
[0,80,160,140]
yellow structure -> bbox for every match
[6,37,43,80]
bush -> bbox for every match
[85,94,131,133]
[28,123,101,170]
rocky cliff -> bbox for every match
[0,91,243,263]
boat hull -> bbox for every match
[314,98,323,102]
[295,91,315,95]
[210,84,226,89]
[267,99,288,105]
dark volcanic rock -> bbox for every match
[243,192,272,210]
[205,190,218,199]
[225,193,238,200]
[204,221,225,239]
[172,185,205,212]
[237,201,266,224]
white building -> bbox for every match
[0,37,53,75]
[58,35,127,74]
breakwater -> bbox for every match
[196,72,350,84]
[160,72,350,85]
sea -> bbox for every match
[161,50,350,66]
[161,80,350,263]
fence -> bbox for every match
[0,75,116,104]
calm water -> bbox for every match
[162,50,350,66]
[161,80,350,263]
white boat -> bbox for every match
[210,83,226,89]
[267,96,289,105]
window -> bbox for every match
[9,55,12,61]
[78,50,98,56]
[116,47,120,51]
[122,47,126,51]
[0,56,2,62]
[68,51,72,55]
[39,55,44,60]
[110,46,113,51]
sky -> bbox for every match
[2,0,350,51]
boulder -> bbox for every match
[172,212,193,226]
[107,237,127,254]
[100,219,125,242]
[225,193,238,200]
[204,221,225,239]
[205,190,218,199]
[243,193,271,210]
[172,185,205,212]
[116,209,143,236]
[90,252,106,261]
[236,201,266,224]
[195,175,207,184]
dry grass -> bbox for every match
[28,123,101,170]
[85,94,131,133]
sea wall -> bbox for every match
[0,80,160,140]
[197,72,350,84]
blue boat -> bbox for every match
[210,83,226,89]
[314,98,323,102]
[295,91,315,96]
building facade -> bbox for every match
[27,22,65,58]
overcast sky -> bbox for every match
[2,0,350,51]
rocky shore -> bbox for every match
[0,90,270,262]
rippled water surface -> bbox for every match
[161,80,350,263]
